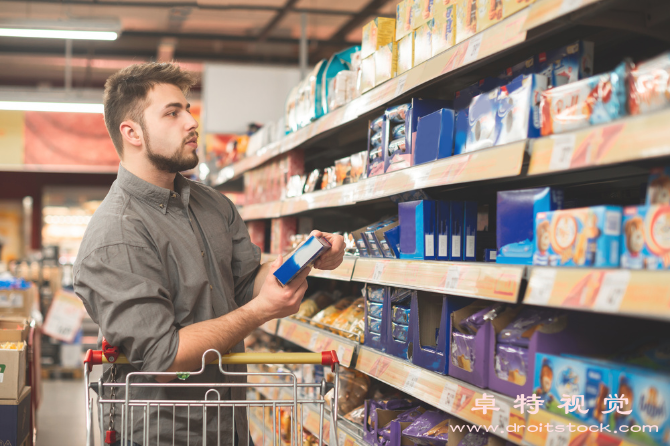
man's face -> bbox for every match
[140,83,199,173]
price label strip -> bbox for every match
[491,401,511,439]
[403,367,422,391]
[308,331,320,350]
[525,268,558,305]
[592,270,630,313]
[545,420,571,446]
[462,33,484,66]
[444,265,461,291]
[372,262,386,281]
[439,382,460,412]
[548,133,576,171]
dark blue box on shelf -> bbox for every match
[364,284,389,352]
[0,387,31,446]
[454,78,498,156]
[436,201,451,261]
[410,292,469,375]
[367,114,388,177]
[449,201,464,260]
[414,108,455,166]
[463,201,478,262]
[399,200,436,260]
[385,288,415,360]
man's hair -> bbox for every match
[103,62,196,157]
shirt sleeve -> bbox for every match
[221,195,261,307]
[73,243,179,372]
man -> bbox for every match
[74,62,345,445]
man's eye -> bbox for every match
[168,111,178,117]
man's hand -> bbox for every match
[249,255,311,320]
[310,230,345,270]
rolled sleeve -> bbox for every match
[223,195,261,306]
[74,243,179,372]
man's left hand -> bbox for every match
[310,230,345,270]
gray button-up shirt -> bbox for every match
[74,164,261,445]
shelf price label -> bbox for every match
[525,268,557,305]
[404,368,422,391]
[560,0,583,14]
[444,265,460,290]
[394,74,408,97]
[439,382,459,412]
[491,401,511,439]
[308,332,320,350]
[548,133,576,171]
[592,270,630,312]
[372,262,386,281]
[462,34,484,66]
[546,421,571,446]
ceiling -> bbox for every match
[0,0,396,88]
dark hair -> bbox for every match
[103,62,196,157]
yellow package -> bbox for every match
[397,33,415,75]
[503,0,535,18]
[331,297,365,340]
[412,0,434,29]
[374,42,398,85]
[431,4,456,57]
[362,17,396,59]
[396,0,414,41]
[413,23,432,66]
[478,0,503,31]
[358,55,376,94]
[311,296,355,328]
[456,0,479,43]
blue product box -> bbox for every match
[399,200,437,260]
[384,226,401,258]
[413,109,455,165]
[0,387,31,446]
[352,225,371,257]
[453,78,499,155]
[365,220,391,258]
[392,305,411,324]
[392,322,409,342]
[411,293,469,375]
[367,284,386,303]
[646,166,670,206]
[436,201,451,261]
[533,353,614,426]
[386,289,414,360]
[496,74,549,145]
[397,99,452,171]
[368,316,383,334]
[368,302,384,319]
[368,115,388,177]
[498,56,536,85]
[621,205,670,270]
[449,201,464,260]
[537,41,595,87]
[484,249,497,262]
[465,88,500,153]
[497,188,564,265]
[375,219,401,258]
[611,365,670,446]
[463,201,477,262]
[273,235,331,285]
[533,206,622,268]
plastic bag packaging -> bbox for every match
[387,104,410,123]
[311,296,355,327]
[350,151,367,183]
[324,368,370,415]
[304,169,322,194]
[390,288,412,304]
[379,407,426,440]
[331,297,366,340]
[368,316,383,334]
[388,138,407,156]
[451,332,475,372]
[402,411,450,446]
[392,305,411,325]
[344,404,366,425]
[367,285,386,303]
[371,131,383,147]
[392,322,409,342]
[368,302,384,318]
[296,291,333,318]
[457,432,490,446]
[392,124,406,139]
[459,303,506,335]
[371,115,385,131]
[497,308,561,347]
[494,344,528,385]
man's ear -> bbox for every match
[119,120,143,149]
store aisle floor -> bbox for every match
[37,376,101,446]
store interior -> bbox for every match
[2,0,670,446]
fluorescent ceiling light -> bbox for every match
[0,19,121,41]
[0,101,103,113]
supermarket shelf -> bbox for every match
[261,253,356,282]
[276,318,358,368]
[243,142,526,220]
[248,410,273,446]
[528,108,670,176]
[215,0,609,188]
[525,409,638,446]
[524,267,670,322]
[352,258,524,303]
[355,346,525,445]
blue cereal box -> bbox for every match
[399,200,437,260]
[533,206,622,267]
[611,366,670,446]
[450,201,464,260]
[463,201,477,262]
[274,235,331,285]
[534,353,615,426]
[646,167,670,206]
[621,205,670,270]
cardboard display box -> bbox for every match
[0,386,31,446]
[0,285,36,319]
[0,340,27,400]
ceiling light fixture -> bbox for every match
[0,19,121,41]
[0,101,103,113]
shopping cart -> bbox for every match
[84,340,340,446]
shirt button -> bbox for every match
[201,251,204,257]
[209,285,213,290]
[159,204,164,208]
[172,193,176,198]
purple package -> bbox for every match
[370,399,415,432]
[458,304,505,335]
[497,308,560,347]
[380,407,425,440]
[451,332,476,372]
[457,432,489,446]
[402,411,450,446]
[494,344,529,385]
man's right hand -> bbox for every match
[250,254,310,321]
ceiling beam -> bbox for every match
[257,0,300,42]
[0,0,358,16]
[330,0,391,42]
[121,30,353,47]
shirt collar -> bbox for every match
[117,164,190,214]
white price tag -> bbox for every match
[337,345,347,362]
[337,431,347,446]
[439,235,448,257]
[445,266,460,290]
[394,74,408,96]
[452,235,461,258]
[559,0,583,14]
[43,292,84,343]
[592,270,630,312]
[466,235,475,258]
[491,401,511,439]
[439,382,459,411]
[549,133,576,171]
[546,423,571,446]
[525,269,557,305]
[372,262,385,281]
[426,234,435,257]
[308,332,320,350]
[404,368,421,391]
[462,34,484,65]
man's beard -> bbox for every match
[143,126,199,174]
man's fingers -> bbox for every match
[269,254,283,272]
[310,229,323,238]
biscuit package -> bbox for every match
[620,205,670,270]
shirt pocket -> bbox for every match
[209,229,233,275]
